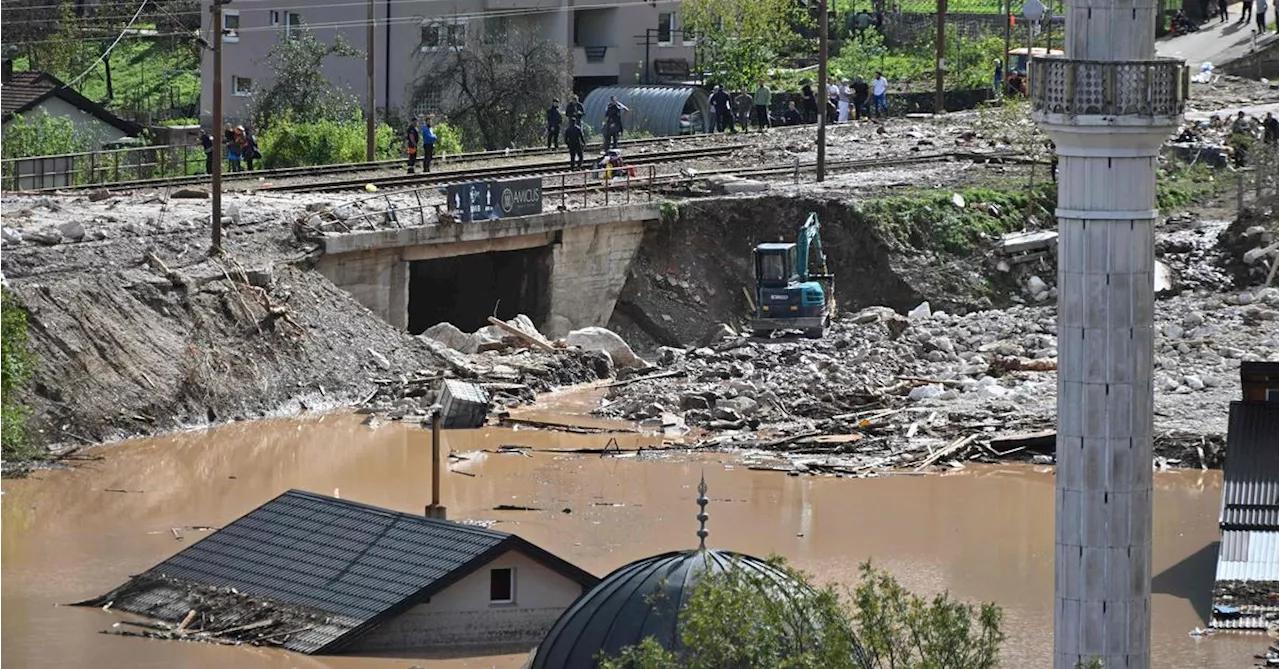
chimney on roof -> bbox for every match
[2,59,12,85]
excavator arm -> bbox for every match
[795,212,829,280]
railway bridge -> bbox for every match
[315,202,660,338]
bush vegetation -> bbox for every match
[256,117,463,170]
[831,29,1006,91]
[2,289,37,461]
[862,183,1056,254]
[1,110,88,160]
[599,558,1004,669]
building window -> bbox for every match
[657,13,673,46]
[415,86,443,116]
[485,16,508,43]
[232,76,252,97]
[1268,388,1278,403]
[489,568,514,604]
[222,10,240,42]
[270,10,280,26]
[285,12,303,38]
[422,20,466,50]
[681,16,696,46]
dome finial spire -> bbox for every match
[696,471,709,551]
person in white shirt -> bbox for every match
[837,79,852,122]
[871,72,889,118]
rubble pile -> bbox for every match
[595,288,1278,474]
[360,316,647,423]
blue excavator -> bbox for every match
[750,212,835,339]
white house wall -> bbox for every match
[5,97,129,149]
[349,549,587,651]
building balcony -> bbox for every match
[1030,56,1188,121]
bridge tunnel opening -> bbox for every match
[407,246,553,335]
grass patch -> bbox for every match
[1157,161,1223,212]
[860,183,1057,254]
[2,289,39,461]
[14,36,198,117]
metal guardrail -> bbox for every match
[2,144,206,191]
[1029,56,1189,118]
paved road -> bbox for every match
[1156,3,1277,65]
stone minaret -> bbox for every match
[1029,2,1186,667]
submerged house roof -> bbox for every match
[1211,394,1278,631]
[91,489,597,654]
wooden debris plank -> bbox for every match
[485,316,554,352]
[913,434,979,472]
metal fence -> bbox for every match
[1235,148,1279,212]
[1,144,206,191]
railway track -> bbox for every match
[271,144,743,193]
[29,134,723,194]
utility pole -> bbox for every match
[1003,0,1012,95]
[210,0,229,254]
[365,0,376,162]
[934,0,947,114]
[816,0,828,182]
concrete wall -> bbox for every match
[547,220,645,338]
[198,0,693,126]
[350,549,586,651]
[317,203,658,334]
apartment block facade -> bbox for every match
[199,0,697,126]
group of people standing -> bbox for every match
[709,75,889,134]
[1188,0,1270,33]
[545,94,629,169]
[200,125,259,174]
[403,116,439,174]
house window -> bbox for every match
[681,16,696,46]
[657,13,673,46]
[489,568,514,604]
[270,10,280,26]
[416,86,443,116]
[232,76,252,97]
[421,20,466,50]
[485,16,508,43]
[222,10,240,42]
[285,12,303,38]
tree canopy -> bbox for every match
[249,28,362,131]
[599,559,1005,669]
[682,0,811,90]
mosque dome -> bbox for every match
[526,476,811,669]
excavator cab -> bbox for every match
[751,213,834,339]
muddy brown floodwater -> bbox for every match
[1,388,1263,669]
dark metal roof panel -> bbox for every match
[1220,402,1279,530]
[581,85,711,137]
[96,489,587,653]
[529,549,811,669]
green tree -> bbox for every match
[248,27,362,131]
[1,109,87,161]
[683,0,810,90]
[2,288,37,460]
[410,21,569,151]
[601,559,1004,669]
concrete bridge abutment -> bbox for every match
[315,203,658,338]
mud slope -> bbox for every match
[10,262,443,447]
[610,195,1007,348]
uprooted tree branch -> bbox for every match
[409,20,569,151]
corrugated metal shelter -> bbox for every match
[1210,395,1279,631]
[86,490,597,654]
[581,85,710,138]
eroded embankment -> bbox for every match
[610,192,1043,348]
[9,261,446,448]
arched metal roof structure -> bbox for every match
[527,549,812,669]
[581,85,711,138]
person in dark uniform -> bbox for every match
[603,95,629,150]
[709,85,735,133]
[405,116,421,174]
[783,100,804,126]
[564,118,585,170]
[565,94,585,124]
[1264,112,1278,145]
[200,129,214,174]
[800,81,817,123]
[546,99,563,149]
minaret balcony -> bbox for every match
[1030,56,1188,126]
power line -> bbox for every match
[61,0,150,87]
